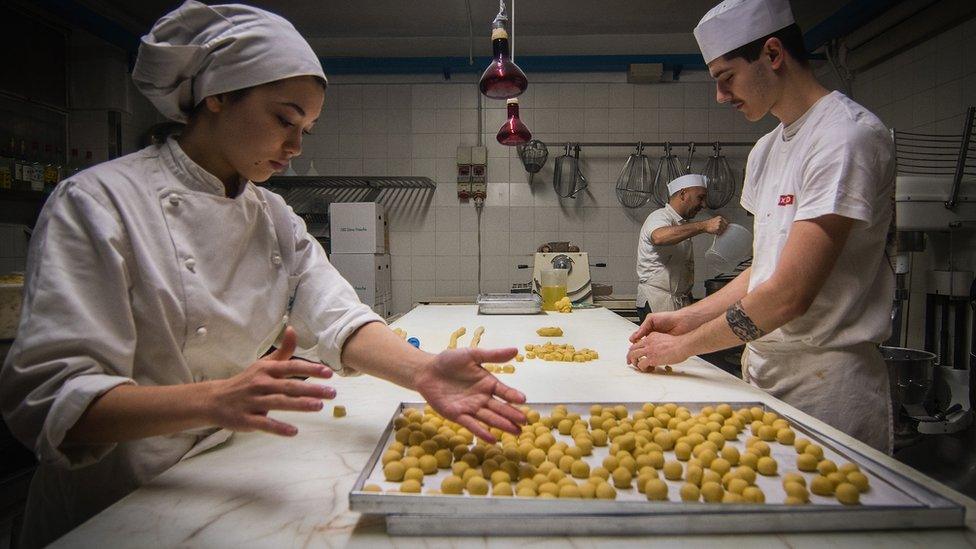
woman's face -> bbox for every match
[209,76,325,183]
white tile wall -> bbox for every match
[296,72,773,313]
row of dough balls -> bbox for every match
[372,404,868,505]
[483,364,517,374]
[524,343,599,363]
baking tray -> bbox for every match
[349,402,965,535]
[477,293,542,315]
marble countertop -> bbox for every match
[54,305,976,548]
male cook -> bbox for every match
[636,174,728,322]
[628,0,895,453]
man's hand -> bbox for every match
[413,347,527,443]
[630,310,702,343]
[701,216,729,235]
[206,327,335,437]
[627,332,690,372]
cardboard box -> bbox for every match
[330,253,392,310]
[329,202,388,254]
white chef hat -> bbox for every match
[668,174,708,196]
[132,0,327,123]
[694,0,795,64]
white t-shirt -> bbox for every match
[636,204,694,307]
[742,91,895,349]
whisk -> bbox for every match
[553,144,586,198]
[615,142,654,208]
[652,142,686,207]
[702,142,736,209]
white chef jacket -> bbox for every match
[740,91,895,452]
[636,204,694,311]
[0,138,382,547]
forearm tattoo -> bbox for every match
[726,300,766,342]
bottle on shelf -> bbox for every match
[67,148,80,176]
[0,138,13,191]
[29,142,44,191]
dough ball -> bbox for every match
[701,481,724,503]
[612,466,632,489]
[784,481,809,502]
[383,461,406,482]
[493,482,514,496]
[720,445,740,466]
[595,481,617,500]
[571,460,591,479]
[739,452,760,470]
[644,478,669,501]
[400,479,422,493]
[734,466,757,485]
[839,462,861,475]
[757,425,777,441]
[363,484,382,492]
[817,459,838,475]
[797,452,818,472]
[847,471,870,492]
[710,458,732,476]
[727,478,748,495]
[742,486,765,503]
[404,467,425,482]
[804,444,824,460]
[794,438,811,453]
[558,484,581,499]
[835,482,860,505]
[674,441,692,461]
[775,428,795,445]
[685,464,704,487]
[784,496,807,505]
[441,475,465,494]
[756,456,778,476]
[680,483,701,502]
[810,475,834,496]
[782,472,805,487]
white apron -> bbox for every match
[636,205,694,312]
[742,341,892,453]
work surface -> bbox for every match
[55,305,976,547]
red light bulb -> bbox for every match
[479,27,528,100]
[497,98,531,146]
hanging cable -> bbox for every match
[511,0,515,61]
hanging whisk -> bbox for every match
[652,142,686,207]
[615,142,654,208]
[702,142,736,209]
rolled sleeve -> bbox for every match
[279,205,383,375]
[0,182,138,468]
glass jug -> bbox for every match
[540,268,568,311]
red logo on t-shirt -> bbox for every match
[778,194,795,206]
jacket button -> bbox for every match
[185,258,196,272]
[271,254,282,266]
[169,195,181,206]
[196,326,207,336]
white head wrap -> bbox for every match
[693,0,795,64]
[132,0,327,122]
[668,174,708,196]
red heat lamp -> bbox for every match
[496,98,531,146]
[478,1,527,100]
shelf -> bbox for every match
[265,175,436,204]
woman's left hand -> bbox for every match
[627,332,690,372]
[413,347,527,443]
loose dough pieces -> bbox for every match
[371,403,869,506]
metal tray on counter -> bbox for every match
[477,293,542,315]
[349,402,966,536]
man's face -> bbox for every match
[708,54,775,122]
[678,187,707,219]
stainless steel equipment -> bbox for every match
[701,142,736,209]
[553,144,586,199]
[891,108,976,437]
[350,401,965,535]
[517,139,548,174]
[614,142,654,208]
[477,293,541,315]
[652,142,685,207]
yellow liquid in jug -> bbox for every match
[541,285,567,311]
